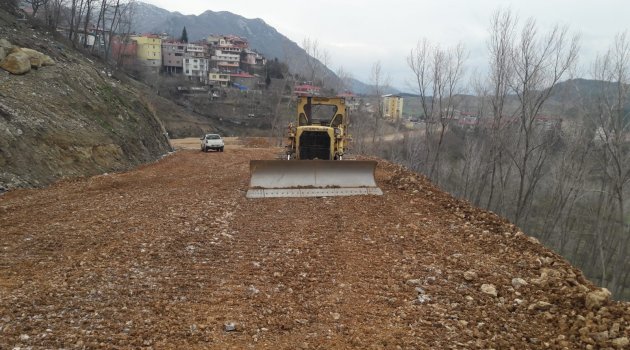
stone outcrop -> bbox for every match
[0,49,30,74]
[19,47,55,67]
[0,39,55,74]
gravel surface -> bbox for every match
[1,147,629,349]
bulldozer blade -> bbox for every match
[247,160,383,198]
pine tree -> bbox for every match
[180,27,188,43]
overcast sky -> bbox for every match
[143,0,630,91]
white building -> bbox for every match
[208,70,230,87]
[183,57,209,83]
[211,49,241,73]
[186,43,206,57]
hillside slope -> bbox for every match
[1,145,628,349]
[0,9,214,190]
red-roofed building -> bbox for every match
[231,72,258,90]
[110,36,137,67]
[294,84,321,97]
[337,91,359,111]
[231,72,255,78]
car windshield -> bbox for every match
[206,134,221,140]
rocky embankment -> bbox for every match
[0,9,175,190]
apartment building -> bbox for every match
[382,94,404,120]
[211,49,240,73]
[207,34,250,73]
[130,34,162,68]
[161,41,185,74]
[183,57,209,82]
[186,43,207,58]
[182,42,210,82]
[208,70,230,87]
[241,48,267,68]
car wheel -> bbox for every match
[220,147,224,152]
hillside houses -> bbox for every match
[114,33,267,89]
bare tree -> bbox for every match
[506,17,579,224]
[269,44,297,144]
[476,9,518,210]
[334,66,353,94]
[588,31,630,294]
[43,0,64,31]
[24,0,49,17]
[407,39,466,183]
[369,61,388,145]
[67,0,80,42]
[301,37,331,86]
[453,71,489,200]
[81,0,98,47]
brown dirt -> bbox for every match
[1,146,629,349]
[170,137,262,151]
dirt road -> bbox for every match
[1,146,629,349]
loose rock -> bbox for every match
[511,278,527,289]
[406,279,422,286]
[480,284,497,297]
[528,301,552,311]
[611,337,629,348]
[224,322,237,332]
[585,288,611,310]
[463,270,477,281]
[593,330,609,343]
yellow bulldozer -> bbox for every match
[246,96,383,198]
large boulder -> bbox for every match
[0,50,31,74]
[0,46,55,74]
[19,47,55,67]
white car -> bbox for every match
[200,134,224,152]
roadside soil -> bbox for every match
[1,143,629,349]
[171,137,277,151]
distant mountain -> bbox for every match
[549,78,621,103]
[348,77,400,95]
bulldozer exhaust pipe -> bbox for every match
[246,160,383,198]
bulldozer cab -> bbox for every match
[298,97,346,127]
